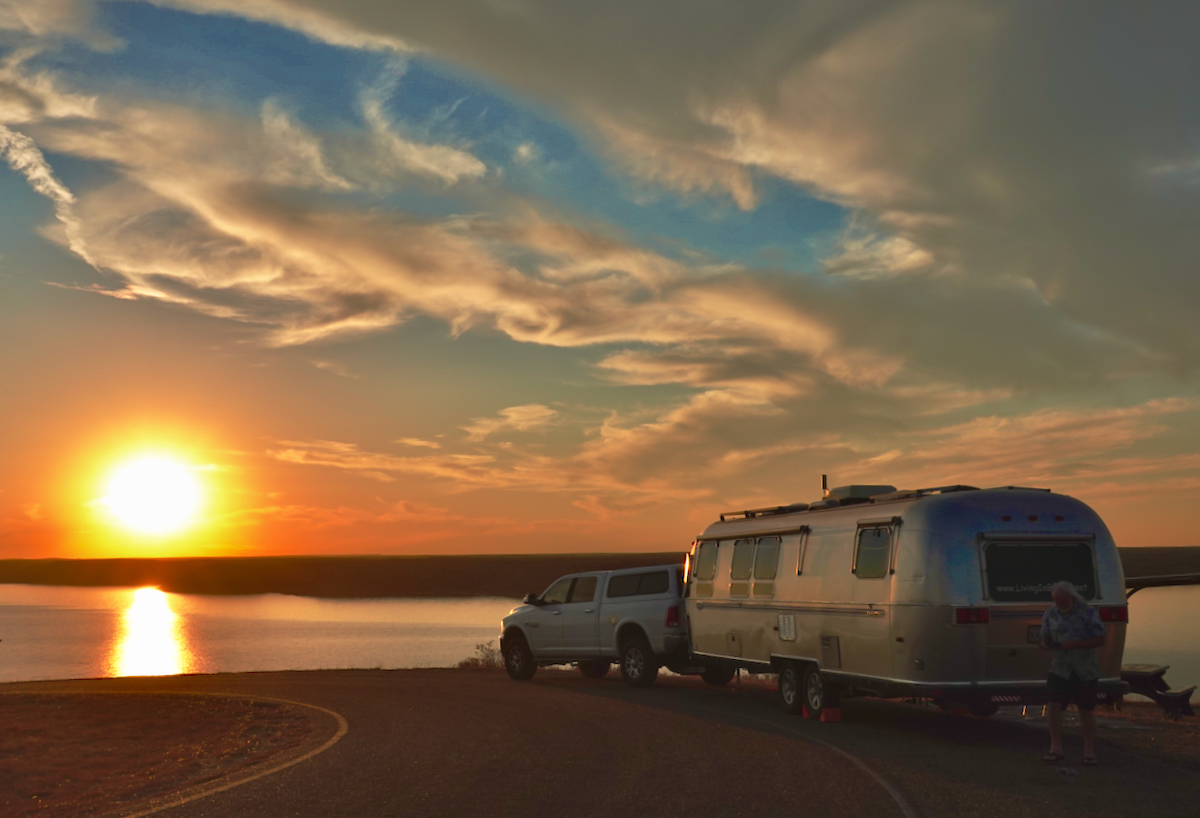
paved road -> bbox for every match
[13,670,1200,818]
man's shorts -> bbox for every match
[1047,671,1098,711]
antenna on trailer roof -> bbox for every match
[822,474,828,497]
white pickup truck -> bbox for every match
[500,564,720,687]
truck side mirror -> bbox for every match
[523,592,540,606]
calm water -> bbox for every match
[0,585,517,683]
[0,584,1197,689]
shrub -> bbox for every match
[457,640,504,670]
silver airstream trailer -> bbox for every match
[683,484,1129,718]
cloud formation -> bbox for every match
[3,1,1199,546]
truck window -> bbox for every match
[854,528,890,578]
[984,542,1096,601]
[754,537,780,579]
[607,570,670,598]
[695,542,717,580]
[568,576,597,603]
[731,539,756,580]
[638,571,669,594]
[542,577,574,604]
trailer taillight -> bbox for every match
[1097,606,1129,623]
[666,605,681,628]
[954,607,990,625]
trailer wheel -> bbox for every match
[803,664,832,720]
[578,660,611,679]
[503,633,537,681]
[701,664,737,687]
[619,634,659,687]
[778,662,805,715]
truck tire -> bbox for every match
[778,661,805,715]
[803,664,838,720]
[503,633,537,681]
[619,634,659,687]
[578,660,611,679]
[701,664,737,687]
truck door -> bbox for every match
[560,575,602,656]
[849,524,894,679]
[526,576,572,654]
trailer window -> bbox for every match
[731,539,756,580]
[754,537,780,580]
[985,542,1096,601]
[854,528,891,578]
[695,542,718,580]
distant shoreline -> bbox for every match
[0,547,1195,600]
[0,553,686,600]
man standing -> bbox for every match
[1039,580,1107,764]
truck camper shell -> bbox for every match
[684,485,1128,714]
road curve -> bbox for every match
[10,669,1200,818]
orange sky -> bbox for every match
[2,2,1199,558]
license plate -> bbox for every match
[1027,625,1042,644]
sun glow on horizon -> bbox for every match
[100,455,203,535]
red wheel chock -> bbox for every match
[819,707,842,723]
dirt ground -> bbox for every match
[0,692,320,818]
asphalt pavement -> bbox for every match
[10,669,1200,818]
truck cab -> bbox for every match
[500,564,687,686]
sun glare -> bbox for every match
[101,456,202,535]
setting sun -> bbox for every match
[100,456,202,535]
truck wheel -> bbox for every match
[803,664,833,720]
[778,661,805,715]
[619,635,659,687]
[503,634,537,681]
[701,664,737,687]
[578,660,611,679]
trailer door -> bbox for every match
[849,525,894,679]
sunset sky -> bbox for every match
[2,1,1199,558]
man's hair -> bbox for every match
[1050,580,1088,607]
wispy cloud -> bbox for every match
[461,404,558,442]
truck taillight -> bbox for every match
[666,605,680,628]
[1097,606,1129,623]
[954,607,990,625]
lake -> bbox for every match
[1,583,1197,691]
[0,585,516,683]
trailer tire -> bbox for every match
[778,661,806,715]
[619,634,659,687]
[803,664,835,720]
[503,633,537,681]
[701,664,737,687]
[578,660,611,679]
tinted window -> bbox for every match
[731,539,755,580]
[542,577,573,604]
[985,543,1096,601]
[568,576,597,603]
[754,537,780,580]
[638,571,669,595]
[606,573,640,598]
[695,542,718,580]
[607,570,670,598]
[855,528,890,579]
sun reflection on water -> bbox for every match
[108,587,192,677]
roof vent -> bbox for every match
[827,485,897,504]
[809,498,841,509]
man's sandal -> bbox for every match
[1043,752,1066,762]
[1082,757,1098,765]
